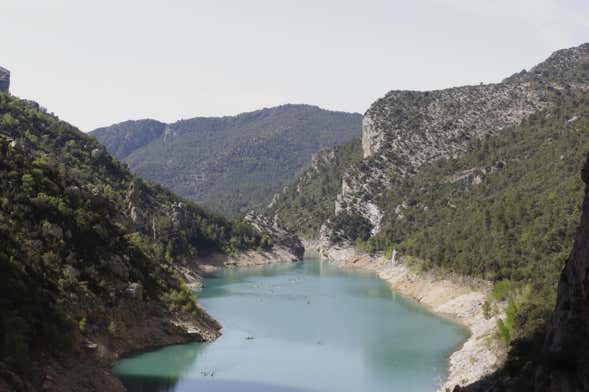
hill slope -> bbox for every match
[90,105,362,215]
[265,44,589,386]
[334,43,589,235]
[265,139,362,238]
[0,92,285,391]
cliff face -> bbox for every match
[264,140,362,239]
[536,153,589,391]
[0,67,9,92]
[330,43,589,237]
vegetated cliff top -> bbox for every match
[363,43,589,161]
[329,43,589,235]
[0,91,271,391]
[90,104,362,215]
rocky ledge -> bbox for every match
[0,299,220,392]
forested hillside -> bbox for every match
[0,92,268,390]
[91,105,362,215]
[356,92,589,342]
[265,140,362,238]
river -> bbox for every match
[113,255,467,392]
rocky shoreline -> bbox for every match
[306,241,503,392]
[2,246,302,392]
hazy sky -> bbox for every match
[2,0,588,131]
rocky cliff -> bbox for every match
[329,43,589,238]
[535,153,589,391]
[264,139,362,239]
[244,212,304,259]
[455,154,589,392]
[0,67,9,92]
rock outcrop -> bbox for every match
[244,212,305,260]
[535,153,589,391]
[329,43,589,237]
[0,66,10,92]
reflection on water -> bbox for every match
[113,257,467,392]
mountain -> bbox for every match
[0,91,299,391]
[266,43,589,386]
[271,44,589,242]
[90,119,166,160]
[337,43,589,235]
[90,105,362,215]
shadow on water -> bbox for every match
[112,342,209,390]
[118,376,315,392]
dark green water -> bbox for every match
[113,256,467,392]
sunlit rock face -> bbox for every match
[330,43,589,238]
[0,66,10,92]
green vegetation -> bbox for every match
[107,321,117,336]
[162,280,198,313]
[0,92,264,376]
[353,92,589,352]
[91,105,362,215]
[266,140,362,238]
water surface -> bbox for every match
[113,256,467,392]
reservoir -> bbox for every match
[113,256,467,392]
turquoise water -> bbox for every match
[113,256,467,392]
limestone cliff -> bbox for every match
[329,43,589,238]
[244,212,305,260]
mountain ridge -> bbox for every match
[332,42,589,236]
[91,104,362,215]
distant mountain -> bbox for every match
[91,119,166,160]
[90,104,362,215]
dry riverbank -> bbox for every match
[309,242,503,392]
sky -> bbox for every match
[2,0,588,131]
